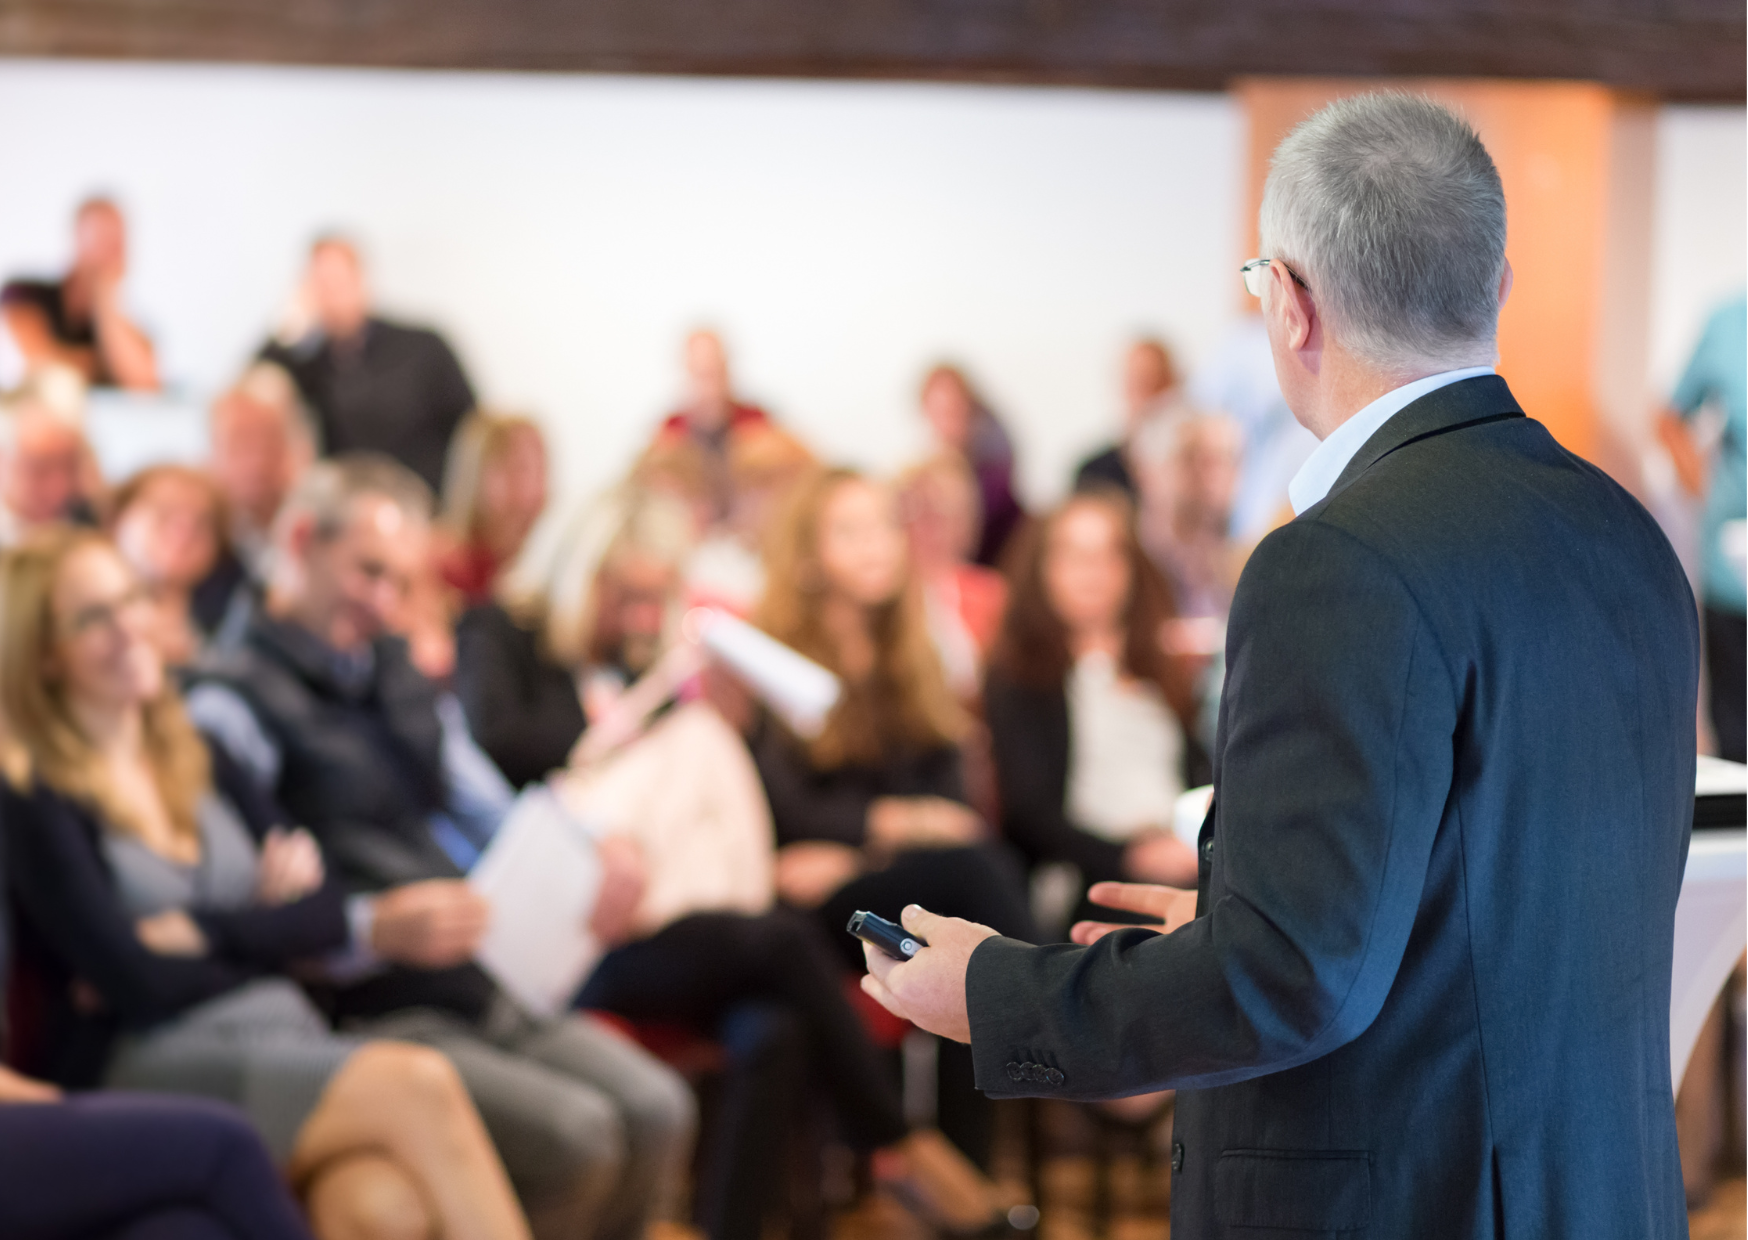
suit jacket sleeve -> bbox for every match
[967,518,1459,1097]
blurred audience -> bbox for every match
[262,236,476,493]
[0,197,159,391]
[0,527,532,1240]
[184,455,695,1240]
[209,362,315,580]
[895,454,1006,700]
[0,393,96,545]
[750,467,1037,1170]
[439,412,550,608]
[917,364,1023,567]
[1658,292,1747,762]
[460,487,1002,1239]
[1073,337,1182,500]
[648,330,778,527]
[460,487,692,788]
[984,494,1202,925]
[1131,407,1243,625]
[107,464,242,664]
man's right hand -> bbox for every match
[1070,882,1199,946]
[369,880,491,968]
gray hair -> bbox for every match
[276,452,432,543]
[1259,93,1507,373]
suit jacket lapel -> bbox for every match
[1323,375,1525,505]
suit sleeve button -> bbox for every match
[1171,1141,1184,1172]
[1006,1062,1024,1082]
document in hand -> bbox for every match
[470,785,605,1018]
[685,607,842,739]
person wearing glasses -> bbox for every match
[859,93,1696,1239]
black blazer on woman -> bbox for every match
[967,377,1698,1238]
[4,744,348,1087]
[453,602,587,790]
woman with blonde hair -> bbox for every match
[438,411,549,607]
[750,467,1036,1171]
[0,527,532,1240]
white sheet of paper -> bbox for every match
[470,785,605,1018]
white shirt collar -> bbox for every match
[1287,367,1495,515]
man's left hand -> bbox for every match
[860,905,997,1044]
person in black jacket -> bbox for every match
[1072,337,1180,500]
[0,527,531,1240]
[261,237,475,493]
[751,467,1037,1170]
[861,95,1698,1239]
[984,491,1202,923]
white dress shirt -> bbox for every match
[1287,367,1495,515]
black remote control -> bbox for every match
[847,910,927,960]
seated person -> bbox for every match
[1131,406,1243,625]
[916,365,1023,567]
[1072,337,1181,500]
[458,487,1003,1239]
[261,237,476,493]
[184,455,694,1240]
[748,467,1038,1170]
[895,454,1006,701]
[0,197,159,391]
[438,412,549,608]
[646,330,777,529]
[0,527,530,1240]
[108,464,247,664]
[983,493,1202,926]
[0,1075,314,1240]
[210,362,316,582]
[0,393,95,546]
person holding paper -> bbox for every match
[750,467,1038,1172]
[860,95,1698,1238]
[460,485,1011,1238]
[186,455,695,1240]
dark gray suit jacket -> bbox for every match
[968,377,1697,1238]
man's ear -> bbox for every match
[1497,257,1514,309]
[1274,264,1317,354]
[282,511,317,567]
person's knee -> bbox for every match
[513,1083,629,1209]
[616,1057,697,1156]
[306,1152,435,1240]
[342,1042,472,1125]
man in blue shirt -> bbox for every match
[1662,293,1747,761]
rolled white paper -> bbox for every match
[685,607,842,739]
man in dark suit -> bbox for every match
[862,94,1698,1238]
[262,236,476,493]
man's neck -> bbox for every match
[1305,349,1489,441]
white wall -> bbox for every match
[0,61,1243,505]
[1649,105,1748,396]
[0,61,1740,506]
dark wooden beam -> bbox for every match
[0,0,1740,102]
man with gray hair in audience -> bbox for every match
[186,453,695,1240]
[859,94,1697,1238]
